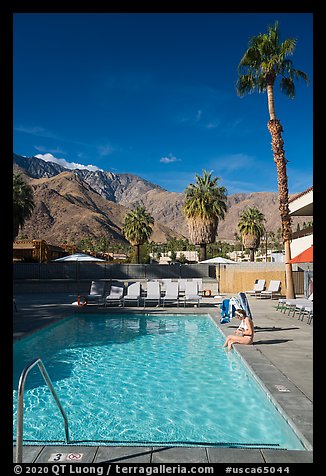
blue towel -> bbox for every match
[219,298,236,323]
[220,299,230,318]
[219,294,253,324]
[238,292,253,319]
[220,316,231,324]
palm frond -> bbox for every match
[280,38,297,57]
[183,170,227,245]
[123,205,154,246]
[280,77,295,98]
[13,172,35,240]
[238,207,266,238]
[236,74,257,96]
[294,69,309,84]
[237,20,309,101]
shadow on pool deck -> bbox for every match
[13,292,313,464]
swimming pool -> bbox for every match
[13,313,306,450]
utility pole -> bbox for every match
[265,231,268,262]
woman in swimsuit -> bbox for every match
[223,308,254,352]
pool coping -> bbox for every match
[13,305,313,464]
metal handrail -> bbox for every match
[15,357,70,463]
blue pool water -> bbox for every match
[13,314,305,449]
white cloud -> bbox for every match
[223,179,265,194]
[34,153,103,172]
[15,125,60,139]
[213,153,255,173]
[98,145,113,157]
[176,110,221,130]
[34,145,66,155]
[206,120,220,129]
[160,154,181,164]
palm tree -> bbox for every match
[13,172,35,241]
[183,170,227,262]
[123,205,154,263]
[233,231,243,252]
[236,20,309,297]
[238,207,266,262]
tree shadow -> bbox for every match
[253,326,300,332]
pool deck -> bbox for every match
[13,292,313,464]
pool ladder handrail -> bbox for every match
[15,357,70,463]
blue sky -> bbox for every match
[13,12,313,195]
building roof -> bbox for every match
[288,186,313,216]
[13,241,34,250]
[288,186,313,203]
[13,240,65,252]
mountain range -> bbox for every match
[13,153,306,247]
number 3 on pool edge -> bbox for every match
[53,453,64,461]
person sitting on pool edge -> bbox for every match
[223,308,254,352]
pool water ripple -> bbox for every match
[13,314,305,449]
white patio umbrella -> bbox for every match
[53,253,106,295]
[199,256,237,294]
[53,253,106,262]
[199,256,237,264]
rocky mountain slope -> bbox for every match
[13,166,183,246]
[13,154,307,245]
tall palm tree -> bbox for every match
[236,20,309,298]
[13,172,35,241]
[123,205,154,264]
[238,207,266,262]
[183,170,227,262]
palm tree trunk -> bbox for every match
[267,83,276,120]
[199,244,206,262]
[135,244,140,264]
[267,118,295,299]
[250,248,255,262]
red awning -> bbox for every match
[288,245,313,264]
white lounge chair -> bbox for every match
[245,279,266,297]
[306,308,313,325]
[184,281,202,307]
[178,278,189,296]
[84,280,107,305]
[295,302,313,322]
[105,282,124,306]
[192,278,203,295]
[162,281,179,307]
[144,281,161,307]
[258,280,281,299]
[161,278,172,292]
[123,282,141,307]
[279,293,313,314]
[288,295,313,317]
